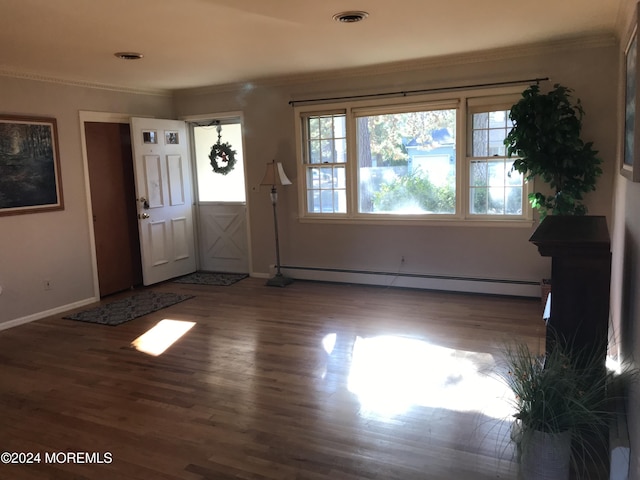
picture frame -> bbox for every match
[0,115,64,216]
[165,130,179,145]
[622,6,640,182]
[142,130,157,144]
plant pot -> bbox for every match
[520,429,571,480]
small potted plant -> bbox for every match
[505,83,603,219]
[500,339,635,480]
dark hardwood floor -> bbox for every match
[0,278,543,479]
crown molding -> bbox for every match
[0,66,172,97]
[176,32,618,98]
[0,32,618,99]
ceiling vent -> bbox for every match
[114,52,144,60]
[332,11,369,23]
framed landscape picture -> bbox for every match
[0,115,64,216]
[622,6,640,182]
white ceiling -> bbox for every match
[0,0,626,93]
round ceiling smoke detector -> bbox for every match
[333,11,369,23]
[114,52,144,60]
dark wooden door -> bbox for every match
[85,122,142,296]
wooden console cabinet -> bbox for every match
[529,216,611,363]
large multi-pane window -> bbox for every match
[296,90,530,223]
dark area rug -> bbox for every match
[173,271,248,286]
[64,291,194,326]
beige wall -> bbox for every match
[612,1,640,477]
[611,173,640,478]
[175,39,619,291]
[0,76,173,325]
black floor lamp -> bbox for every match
[260,160,293,287]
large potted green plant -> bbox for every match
[501,340,635,480]
[505,84,603,219]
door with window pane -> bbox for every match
[193,120,249,273]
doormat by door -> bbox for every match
[173,271,248,286]
[64,291,194,326]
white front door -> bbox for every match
[130,117,197,285]
[192,119,249,273]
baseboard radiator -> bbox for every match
[280,265,540,297]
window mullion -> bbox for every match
[458,99,468,219]
[346,108,357,217]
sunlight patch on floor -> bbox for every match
[322,332,337,354]
[345,335,514,420]
[132,319,196,356]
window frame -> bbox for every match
[466,95,531,220]
[294,87,533,226]
[298,110,350,216]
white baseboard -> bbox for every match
[279,266,540,297]
[250,272,270,279]
[0,297,99,331]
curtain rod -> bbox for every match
[288,77,549,106]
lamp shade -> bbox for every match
[260,160,291,187]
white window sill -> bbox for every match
[297,215,535,228]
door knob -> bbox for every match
[138,213,150,219]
